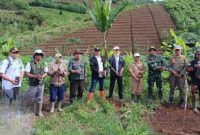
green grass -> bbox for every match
[15,7,90,49]
[35,98,155,135]
[0,5,91,49]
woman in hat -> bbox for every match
[48,53,68,113]
[129,53,144,103]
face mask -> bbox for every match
[55,58,62,63]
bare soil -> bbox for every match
[147,103,200,135]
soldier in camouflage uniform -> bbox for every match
[147,46,165,102]
[168,45,188,108]
[68,49,87,103]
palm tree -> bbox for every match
[84,0,128,56]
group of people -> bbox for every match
[0,44,200,117]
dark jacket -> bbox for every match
[109,55,125,76]
[189,59,200,85]
[90,55,106,79]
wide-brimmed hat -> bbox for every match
[54,53,62,58]
[34,49,44,55]
[134,53,140,57]
[173,44,183,51]
[73,49,83,55]
[149,46,157,52]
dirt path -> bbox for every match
[147,104,200,135]
[0,97,35,135]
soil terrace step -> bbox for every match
[21,5,175,56]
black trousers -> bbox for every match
[109,75,123,99]
[69,80,83,102]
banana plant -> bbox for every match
[0,32,15,56]
[84,0,128,57]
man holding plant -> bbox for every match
[168,45,188,108]
[24,49,48,117]
[68,49,87,103]
[0,47,24,105]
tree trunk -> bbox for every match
[102,31,108,58]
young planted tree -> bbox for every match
[84,0,128,56]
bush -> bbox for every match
[12,1,30,10]
[0,0,29,10]
[29,0,86,14]
[28,10,45,26]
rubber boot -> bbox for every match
[168,97,173,105]
[34,103,37,115]
[99,90,106,100]
[57,101,63,112]
[179,98,185,108]
[192,94,199,114]
[37,103,43,117]
[50,102,55,113]
[136,95,141,102]
[131,94,136,103]
[158,90,163,102]
[87,92,94,104]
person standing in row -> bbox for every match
[24,49,48,117]
[147,46,165,103]
[129,53,144,103]
[48,53,68,113]
[0,47,24,105]
[168,45,188,108]
[68,50,87,103]
[108,46,125,101]
[187,50,200,113]
[87,47,106,103]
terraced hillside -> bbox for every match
[22,5,175,56]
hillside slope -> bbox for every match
[22,5,175,55]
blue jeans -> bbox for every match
[89,77,105,92]
[50,84,66,102]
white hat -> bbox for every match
[54,53,62,58]
[34,49,44,54]
[113,46,120,50]
[173,44,183,50]
[134,53,140,57]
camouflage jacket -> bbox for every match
[68,58,86,81]
[147,54,165,76]
[168,55,188,76]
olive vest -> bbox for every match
[29,60,45,86]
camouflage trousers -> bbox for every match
[147,74,163,98]
[169,75,186,101]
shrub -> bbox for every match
[0,0,29,10]
[28,10,45,26]
[12,1,30,10]
[29,0,86,14]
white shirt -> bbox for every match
[96,56,103,72]
[0,57,24,90]
[115,55,120,71]
[25,62,49,73]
